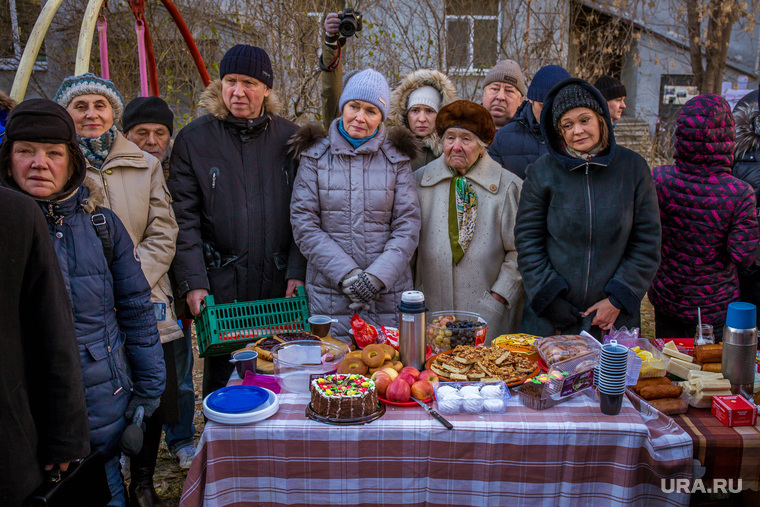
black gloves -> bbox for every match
[541,297,582,329]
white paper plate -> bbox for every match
[203,387,279,425]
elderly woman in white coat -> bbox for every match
[290,69,421,340]
[414,100,524,342]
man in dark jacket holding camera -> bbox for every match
[169,45,306,396]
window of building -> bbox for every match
[1,0,45,67]
[445,0,499,72]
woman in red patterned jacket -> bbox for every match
[649,94,760,340]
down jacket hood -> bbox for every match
[288,121,421,161]
[540,78,616,170]
[198,79,283,120]
[674,94,734,176]
[734,102,760,159]
[388,69,458,157]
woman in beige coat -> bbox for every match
[55,73,179,507]
[414,100,524,342]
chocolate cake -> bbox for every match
[310,374,378,419]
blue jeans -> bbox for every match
[104,454,125,507]
[164,322,196,452]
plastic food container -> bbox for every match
[545,352,597,400]
[433,381,510,415]
[271,341,346,393]
[515,380,560,410]
[426,311,487,354]
[536,334,602,367]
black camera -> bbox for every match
[338,8,363,38]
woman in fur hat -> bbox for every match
[414,100,524,342]
[0,98,165,507]
[290,69,421,339]
[515,78,661,339]
[388,69,458,170]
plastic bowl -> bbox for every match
[426,311,487,354]
[271,341,346,393]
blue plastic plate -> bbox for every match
[206,385,269,413]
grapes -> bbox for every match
[427,315,481,351]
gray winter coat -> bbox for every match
[290,121,422,338]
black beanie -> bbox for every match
[1,98,87,197]
[123,96,174,135]
[220,45,274,88]
[551,84,604,128]
[593,75,627,101]
[5,98,77,145]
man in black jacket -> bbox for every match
[489,65,571,179]
[169,45,306,396]
[0,188,90,506]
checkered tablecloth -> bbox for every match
[675,406,760,490]
[180,390,692,506]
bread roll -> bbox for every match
[640,384,683,400]
[632,377,672,395]
[701,362,722,373]
[648,397,688,415]
[694,343,722,364]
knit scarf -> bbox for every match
[448,163,478,264]
[338,120,378,149]
[79,125,118,169]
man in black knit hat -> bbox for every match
[168,45,306,397]
[594,75,627,125]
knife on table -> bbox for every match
[411,397,453,430]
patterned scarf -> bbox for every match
[565,142,603,161]
[78,125,118,169]
[448,164,478,264]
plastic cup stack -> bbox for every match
[598,339,628,415]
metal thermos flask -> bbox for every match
[722,302,758,399]
[398,291,427,371]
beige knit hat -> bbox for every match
[483,59,526,96]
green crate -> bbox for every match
[195,286,311,357]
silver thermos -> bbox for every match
[398,291,427,371]
[722,302,757,399]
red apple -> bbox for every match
[379,367,398,380]
[397,373,415,387]
[372,372,393,397]
[418,370,439,384]
[399,366,420,380]
[410,380,434,400]
[386,378,411,402]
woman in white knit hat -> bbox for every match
[289,69,422,339]
[388,70,459,170]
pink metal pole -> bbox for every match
[97,14,109,79]
[135,19,149,96]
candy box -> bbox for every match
[433,381,510,415]
[545,352,596,400]
[711,395,758,427]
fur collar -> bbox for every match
[386,126,422,160]
[288,122,327,159]
[82,177,106,213]
[198,79,282,120]
[0,90,15,112]
[288,121,421,161]
[734,102,760,158]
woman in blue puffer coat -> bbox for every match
[0,99,165,507]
